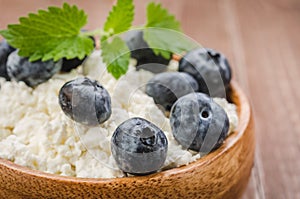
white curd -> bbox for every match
[0,50,238,178]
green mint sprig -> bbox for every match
[103,0,134,36]
[146,2,180,31]
[0,1,194,79]
[0,3,94,62]
[101,37,130,79]
[100,0,133,79]
[144,3,197,60]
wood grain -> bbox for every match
[1,0,299,198]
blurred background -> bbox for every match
[1,0,300,198]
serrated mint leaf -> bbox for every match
[143,28,198,59]
[0,3,94,62]
[100,0,134,79]
[146,2,180,31]
[144,3,197,59]
[103,0,134,36]
[101,37,130,79]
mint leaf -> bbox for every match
[103,0,134,36]
[143,28,198,59]
[146,2,180,31]
[101,0,134,79]
[101,37,130,79]
[0,3,94,62]
[144,3,196,59]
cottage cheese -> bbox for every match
[0,50,238,178]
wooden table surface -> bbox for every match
[1,0,299,198]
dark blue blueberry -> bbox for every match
[179,48,232,98]
[170,92,229,154]
[146,72,199,111]
[60,36,95,72]
[6,51,61,87]
[0,40,16,80]
[111,117,168,175]
[59,77,111,126]
[61,57,85,73]
[125,30,170,73]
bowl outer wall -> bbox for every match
[0,81,255,199]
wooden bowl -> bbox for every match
[0,81,254,199]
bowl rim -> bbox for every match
[0,80,251,183]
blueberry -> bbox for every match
[125,30,170,73]
[61,57,85,73]
[6,50,61,87]
[170,92,229,154]
[146,72,199,111]
[179,48,232,98]
[111,117,168,175]
[61,36,95,72]
[59,77,111,126]
[0,40,16,80]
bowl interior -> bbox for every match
[0,80,254,198]
[0,80,250,181]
